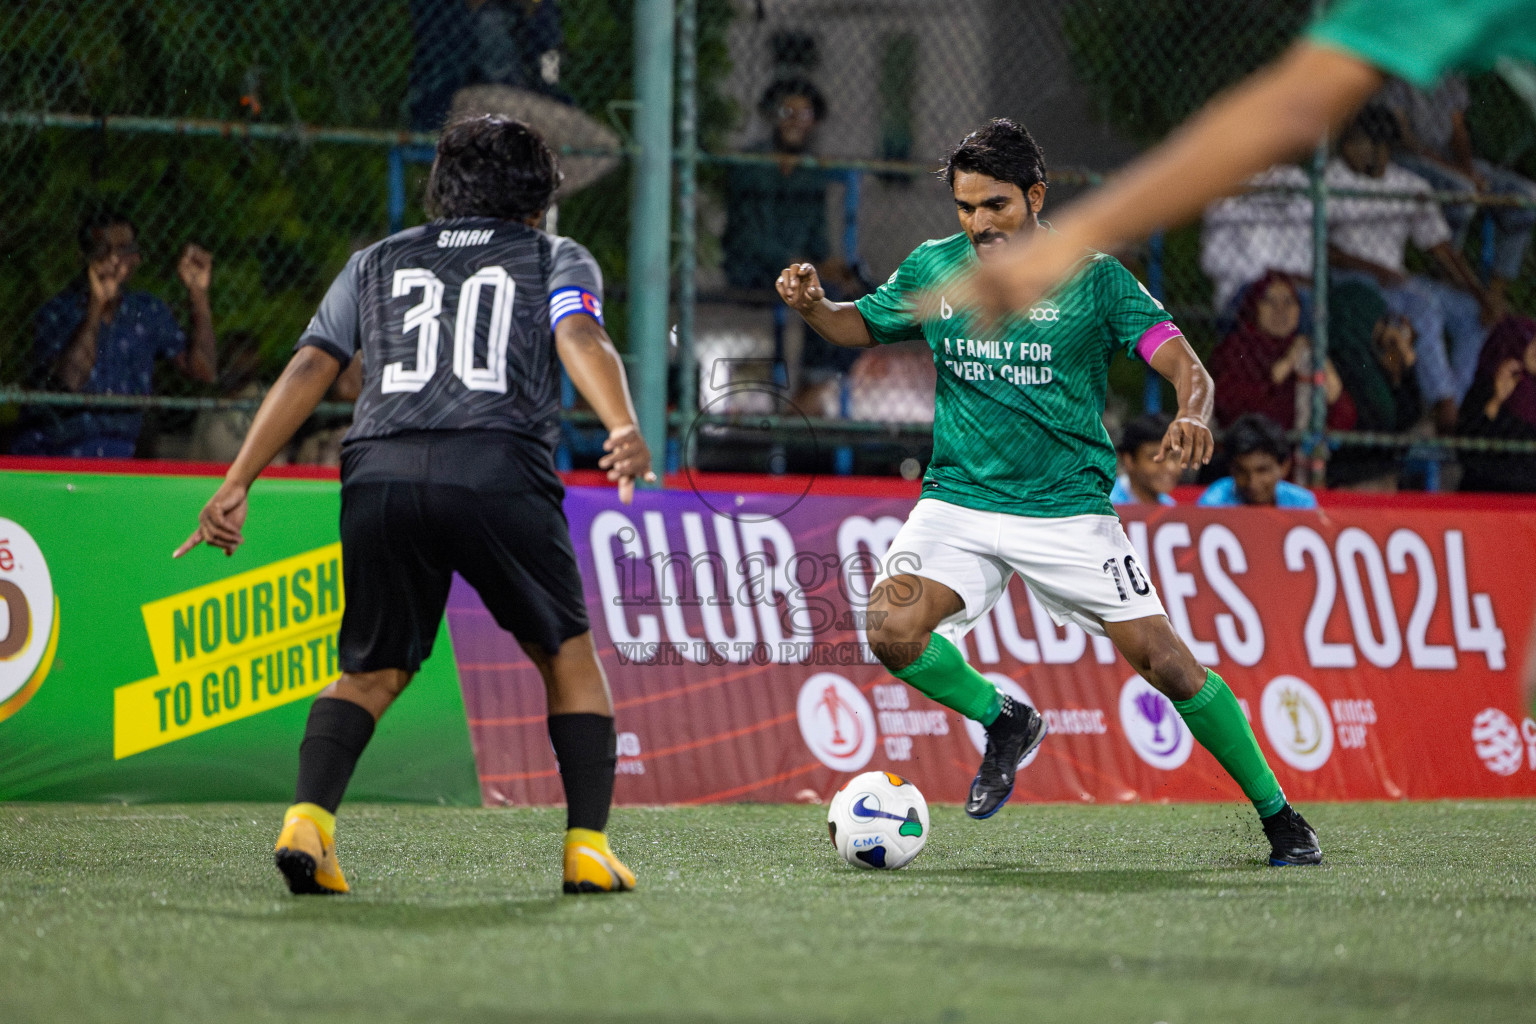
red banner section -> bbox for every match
[447,490,1536,806]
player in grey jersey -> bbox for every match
[175,116,652,896]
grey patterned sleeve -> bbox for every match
[548,236,606,328]
[549,236,604,298]
[294,251,363,363]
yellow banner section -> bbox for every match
[116,543,347,759]
[140,543,343,675]
[114,618,341,758]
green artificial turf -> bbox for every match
[2,801,1534,1023]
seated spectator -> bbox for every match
[290,355,365,466]
[1110,413,1178,506]
[1326,280,1424,489]
[1200,163,1314,315]
[844,342,935,424]
[1380,74,1536,303]
[723,77,832,293]
[1209,271,1356,432]
[1458,316,1536,492]
[12,212,217,458]
[724,78,861,407]
[187,336,264,464]
[1198,413,1318,509]
[1327,104,1499,430]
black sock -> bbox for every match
[295,697,376,814]
[547,713,616,832]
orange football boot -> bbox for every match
[274,803,350,895]
[562,828,636,894]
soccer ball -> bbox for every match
[826,771,930,870]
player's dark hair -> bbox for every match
[758,76,827,122]
[942,118,1047,195]
[1118,413,1172,455]
[1225,412,1291,463]
[77,210,137,254]
[1344,102,1401,147]
[425,116,563,222]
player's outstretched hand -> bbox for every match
[1156,416,1214,470]
[775,263,824,313]
[600,424,656,505]
[173,480,249,558]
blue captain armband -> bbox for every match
[550,287,604,329]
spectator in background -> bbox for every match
[844,343,935,424]
[1327,104,1499,430]
[1200,163,1314,316]
[1198,413,1319,509]
[1109,413,1179,506]
[187,336,265,464]
[1380,74,1536,303]
[13,212,217,458]
[1209,271,1356,432]
[723,77,861,407]
[723,77,832,293]
[1326,279,1424,489]
[290,355,365,466]
[1458,316,1536,492]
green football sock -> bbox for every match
[1173,669,1285,818]
[892,633,1004,725]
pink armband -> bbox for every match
[1135,321,1183,364]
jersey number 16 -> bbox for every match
[385,266,516,395]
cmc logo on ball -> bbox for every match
[1261,676,1334,772]
[0,519,59,724]
[1118,676,1193,770]
[796,672,876,772]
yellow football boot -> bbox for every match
[562,828,636,894]
[274,802,350,895]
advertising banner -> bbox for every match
[457,488,1536,807]
[0,469,479,803]
[4,464,1533,809]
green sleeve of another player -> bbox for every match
[1093,256,1178,362]
[1307,0,1528,86]
[853,249,928,345]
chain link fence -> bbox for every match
[691,0,1536,489]
[0,0,638,461]
[3,1,1535,489]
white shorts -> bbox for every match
[873,498,1166,639]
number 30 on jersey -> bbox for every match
[384,266,516,394]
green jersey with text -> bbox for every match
[854,232,1180,518]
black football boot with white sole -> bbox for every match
[964,696,1047,819]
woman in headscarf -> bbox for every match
[1327,279,1423,488]
[1210,271,1356,431]
[1458,316,1536,492]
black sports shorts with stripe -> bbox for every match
[336,429,589,674]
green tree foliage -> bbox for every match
[0,0,734,387]
[1061,0,1310,145]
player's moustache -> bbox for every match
[972,230,1007,247]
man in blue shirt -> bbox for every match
[1110,413,1179,507]
[1199,413,1319,509]
[14,212,218,458]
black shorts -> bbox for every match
[336,430,589,674]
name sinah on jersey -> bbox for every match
[438,228,495,248]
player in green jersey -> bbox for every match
[777,119,1320,866]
